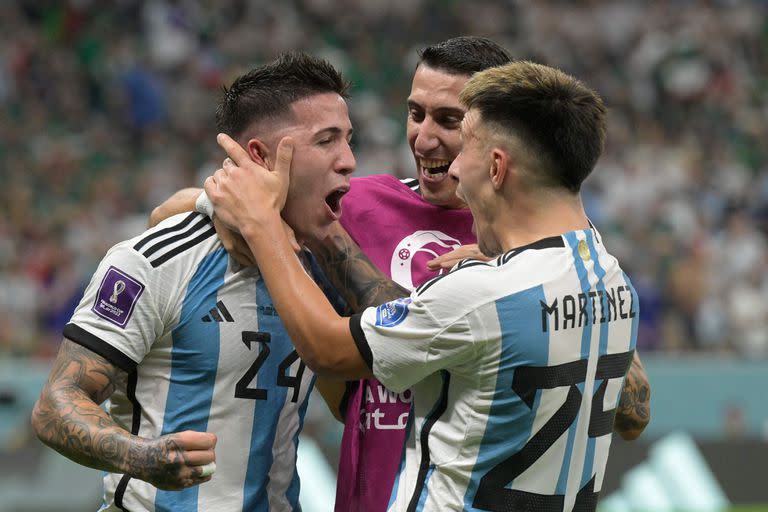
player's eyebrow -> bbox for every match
[313,126,354,138]
[407,100,464,118]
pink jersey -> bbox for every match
[335,174,475,512]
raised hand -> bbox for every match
[205,134,293,232]
[134,430,218,490]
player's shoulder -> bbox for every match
[112,212,220,271]
[414,257,498,300]
[415,235,570,299]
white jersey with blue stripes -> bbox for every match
[350,228,638,512]
[65,212,314,512]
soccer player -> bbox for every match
[30,52,354,512]
[152,37,650,512]
[205,59,640,511]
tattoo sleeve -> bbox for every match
[31,340,150,477]
[613,351,651,440]
[307,224,409,312]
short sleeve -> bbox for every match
[350,290,477,393]
[64,242,170,372]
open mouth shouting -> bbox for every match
[419,158,452,184]
[324,186,349,220]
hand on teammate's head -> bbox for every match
[204,134,294,233]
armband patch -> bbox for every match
[375,298,412,328]
[92,266,145,328]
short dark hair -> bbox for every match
[215,51,350,137]
[460,61,607,192]
[417,36,512,76]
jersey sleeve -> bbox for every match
[63,241,172,372]
[349,286,479,393]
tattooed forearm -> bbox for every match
[307,225,409,312]
[614,351,651,440]
[32,339,213,490]
[31,339,137,474]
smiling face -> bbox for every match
[407,65,469,209]
[448,109,501,256]
[270,92,355,243]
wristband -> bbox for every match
[195,191,215,218]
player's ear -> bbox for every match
[246,138,271,168]
[489,147,508,191]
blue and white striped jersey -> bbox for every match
[65,212,315,512]
[350,228,638,512]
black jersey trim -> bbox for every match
[455,259,494,270]
[415,259,491,296]
[588,219,602,245]
[406,370,450,512]
[114,473,132,511]
[400,177,420,192]
[133,212,198,251]
[149,226,217,268]
[114,370,141,511]
[349,314,373,370]
[414,273,449,296]
[140,215,212,258]
[416,237,565,296]
[63,323,137,373]
[501,235,565,264]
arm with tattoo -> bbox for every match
[31,339,217,490]
[614,351,651,440]
[306,223,409,312]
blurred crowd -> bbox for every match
[1,0,766,359]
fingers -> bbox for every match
[217,133,251,167]
[148,431,218,490]
[273,136,294,179]
[203,175,218,201]
[175,430,217,450]
[183,448,216,466]
[426,244,492,271]
[426,253,461,271]
[174,431,216,479]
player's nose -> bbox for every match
[336,140,356,175]
[414,117,440,154]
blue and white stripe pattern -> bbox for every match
[353,228,637,512]
[68,213,314,512]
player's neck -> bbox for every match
[496,193,589,251]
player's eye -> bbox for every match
[408,109,425,122]
[439,115,462,129]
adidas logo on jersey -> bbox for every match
[202,300,234,322]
